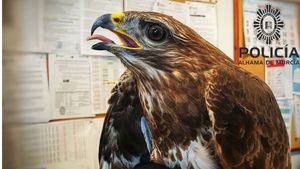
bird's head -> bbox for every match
[88,11,221,81]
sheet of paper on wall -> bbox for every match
[153,0,189,25]
[80,0,123,55]
[265,59,293,99]
[242,0,299,51]
[124,0,156,11]
[276,99,293,134]
[3,119,104,169]
[91,55,125,114]
[42,0,81,54]
[292,57,300,94]
[3,52,50,124]
[88,118,105,169]
[294,95,300,138]
[49,54,94,119]
[187,1,218,46]
[3,0,43,52]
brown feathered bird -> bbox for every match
[88,11,291,169]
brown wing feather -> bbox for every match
[204,66,291,169]
[98,70,148,169]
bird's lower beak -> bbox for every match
[87,12,142,51]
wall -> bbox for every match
[2,1,236,169]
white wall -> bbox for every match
[216,0,234,59]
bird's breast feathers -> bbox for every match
[160,139,217,169]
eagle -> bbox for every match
[87,12,291,169]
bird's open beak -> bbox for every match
[87,12,143,51]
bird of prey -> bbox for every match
[88,12,291,169]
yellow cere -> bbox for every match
[111,12,125,28]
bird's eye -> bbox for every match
[147,24,166,41]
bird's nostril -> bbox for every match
[113,18,120,23]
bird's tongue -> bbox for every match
[86,34,115,44]
[87,32,140,49]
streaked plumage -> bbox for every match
[89,11,291,169]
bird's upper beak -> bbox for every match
[87,12,142,51]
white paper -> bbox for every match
[187,1,218,46]
[4,119,104,169]
[80,0,123,55]
[3,52,50,124]
[153,0,189,25]
[294,95,300,138]
[124,0,156,11]
[42,0,81,54]
[291,154,300,169]
[294,68,300,84]
[91,56,125,114]
[89,118,105,169]
[49,54,94,119]
[277,99,293,133]
[265,60,293,99]
[243,0,299,50]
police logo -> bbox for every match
[253,4,284,45]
